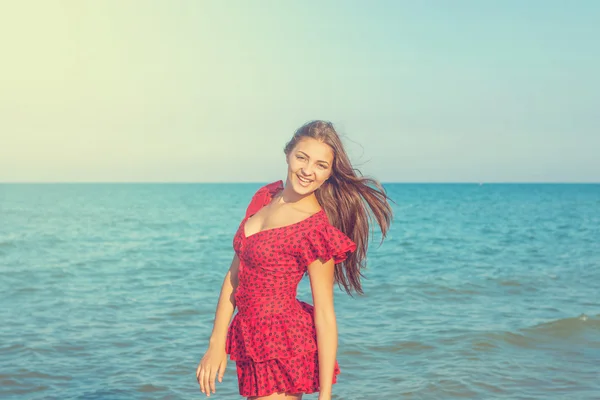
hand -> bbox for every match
[196,344,228,397]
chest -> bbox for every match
[233,222,307,270]
[242,205,316,239]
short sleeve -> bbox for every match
[297,224,357,266]
[244,180,283,218]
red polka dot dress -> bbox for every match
[225,180,357,397]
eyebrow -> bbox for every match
[297,150,330,166]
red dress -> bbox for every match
[225,180,357,397]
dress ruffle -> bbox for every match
[226,301,318,362]
[235,350,340,397]
[296,224,357,266]
[244,180,284,218]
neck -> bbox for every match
[278,184,320,210]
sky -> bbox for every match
[0,1,598,183]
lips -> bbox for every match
[296,174,313,186]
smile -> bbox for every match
[296,174,313,186]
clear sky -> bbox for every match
[1,1,598,182]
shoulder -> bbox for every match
[253,180,284,198]
[296,215,357,264]
[244,180,284,218]
[249,179,283,206]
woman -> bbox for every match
[196,120,393,399]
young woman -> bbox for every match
[196,120,393,399]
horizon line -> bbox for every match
[1,181,599,185]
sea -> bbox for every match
[1,183,599,400]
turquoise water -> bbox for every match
[1,183,599,399]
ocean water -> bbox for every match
[1,183,599,400]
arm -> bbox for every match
[197,253,240,396]
[307,257,338,400]
[208,253,240,347]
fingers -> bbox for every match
[197,359,226,396]
[203,367,212,397]
[209,368,217,395]
[218,360,227,383]
[198,365,206,394]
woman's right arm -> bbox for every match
[197,253,240,396]
[208,253,240,346]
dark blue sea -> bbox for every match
[1,183,599,399]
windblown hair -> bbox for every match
[284,120,394,296]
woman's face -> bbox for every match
[286,137,334,195]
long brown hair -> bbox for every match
[284,120,394,296]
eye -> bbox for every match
[318,164,327,170]
[296,155,305,160]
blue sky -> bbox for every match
[0,1,598,182]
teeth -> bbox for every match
[297,175,312,184]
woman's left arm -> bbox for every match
[307,257,338,400]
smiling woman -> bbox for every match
[196,120,394,400]
[288,139,331,190]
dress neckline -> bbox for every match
[243,209,325,240]
[242,180,325,239]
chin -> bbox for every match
[291,182,313,194]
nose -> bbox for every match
[300,166,314,176]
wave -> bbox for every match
[522,313,600,338]
[472,314,600,350]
